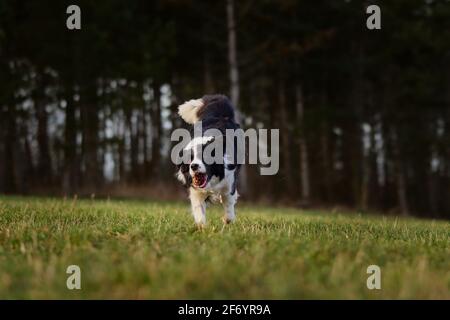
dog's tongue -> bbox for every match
[193,173,207,188]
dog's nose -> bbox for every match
[190,163,199,171]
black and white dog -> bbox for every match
[175,94,241,227]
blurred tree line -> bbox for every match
[0,0,449,218]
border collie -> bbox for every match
[176,94,241,227]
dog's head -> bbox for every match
[175,136,225,189]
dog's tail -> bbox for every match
[178,94,235,125]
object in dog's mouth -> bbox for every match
[193,173,207,188]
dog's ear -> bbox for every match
[175,164,191,187]
[179,163,189,173]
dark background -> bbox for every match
[0,0,449,219]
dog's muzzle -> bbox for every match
[192,172,207,188]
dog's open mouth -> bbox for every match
[192,173,207,188]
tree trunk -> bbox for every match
[81,85,101,189]
[321,122,332,202]
[151,83,162,178]
[360,116,376,211]
[427,171,438,217]
[360,128,371,211]
[36,101,52,184]
[126,109,138,182]
[62,85,78,194]
[227,0,247,194]
[203,25,215,93]
[21,125,34,193]
[0,106,5,192]
[278,81,293,196]
[142,97,150,181]
[4,106,17,193]
[33,71,53,185]
[296,83,310,205]
[118,126,126,183]
[227,0,240,113]
[390,126,409,216]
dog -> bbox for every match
[175,94,241,227]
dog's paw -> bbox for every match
[222,216,235,224]
[195,222,206,230]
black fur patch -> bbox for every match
[176,163,192,188]
[175,94,242,189]
[197,94,235,122]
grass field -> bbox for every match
[0,196,448,299]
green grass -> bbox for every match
[0,196,448,299]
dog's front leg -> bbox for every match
[221,191,237,224]
[189,188,207,227]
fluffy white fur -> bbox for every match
[176,170,186,185]
[189,163,238,226]
[184,136,214,151]
[178,98,204,124]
